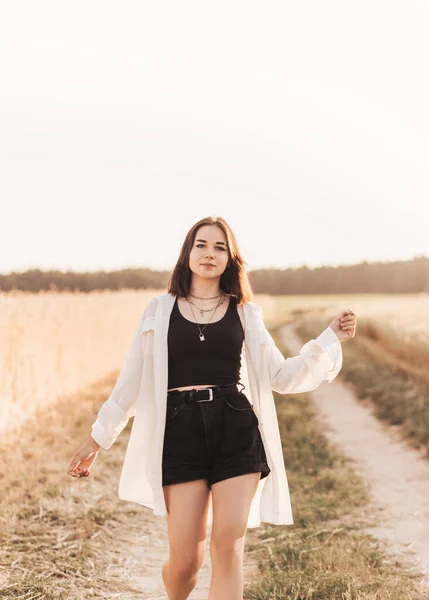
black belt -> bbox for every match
[167,383,240,406]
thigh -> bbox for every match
[163,479,211,569]
[210,472,261,542]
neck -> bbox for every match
[189,277,223,299]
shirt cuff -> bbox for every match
[313,326,342,382]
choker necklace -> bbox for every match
[188,293,222,300]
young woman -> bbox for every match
[67,215,357,599]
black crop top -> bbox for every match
[167,295,245,389]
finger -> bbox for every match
[69,456,82,469]
[69,470,87,478]
[67,461,84,475]
[67,466,80,476]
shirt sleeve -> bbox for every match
[261,320,343,394]
[90,301,154,450]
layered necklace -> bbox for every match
[186,291,227,341]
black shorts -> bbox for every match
[162,383,271,489]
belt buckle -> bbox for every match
[197,387,214,402]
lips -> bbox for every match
[201,263,215,267]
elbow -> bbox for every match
[269,356,315,395]
[271,374,319,395]
[269,354,338,395]
[264,328,343,395]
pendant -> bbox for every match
[199,332,205,341]
[200,310,204,316]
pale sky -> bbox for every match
[1,1,428,274]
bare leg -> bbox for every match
[162,558,199,600]
[208,472,261,600]
[162,479,211,599]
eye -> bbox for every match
[196,244,226,251]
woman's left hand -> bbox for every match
[329,309,358,342]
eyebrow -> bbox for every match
[196,238,226,246]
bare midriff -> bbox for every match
[167,384,216,392]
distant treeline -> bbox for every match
[1,255,428,294]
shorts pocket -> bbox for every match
[223,393,254,412]
[166,404,183,422]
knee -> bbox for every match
[169,554,203,581]
[210,534,244,568]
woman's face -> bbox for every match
[189,225,230,280]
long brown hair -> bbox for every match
[167,215,254,305]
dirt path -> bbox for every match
[281,323,429,588]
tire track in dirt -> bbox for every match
[281,323,429,589]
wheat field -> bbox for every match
[0,288,162,435]
[1,290,428,435]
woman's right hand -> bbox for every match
[67,436,101,478]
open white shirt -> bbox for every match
[91,293,343,528]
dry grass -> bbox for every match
[286,295,429,455]
[243,325,427,599]
[0,369,161,599]
[2,290,429,598]
[0,288,166,597]
[0,287,277,598]
[273,292,429,373]
[0,288,164,435]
